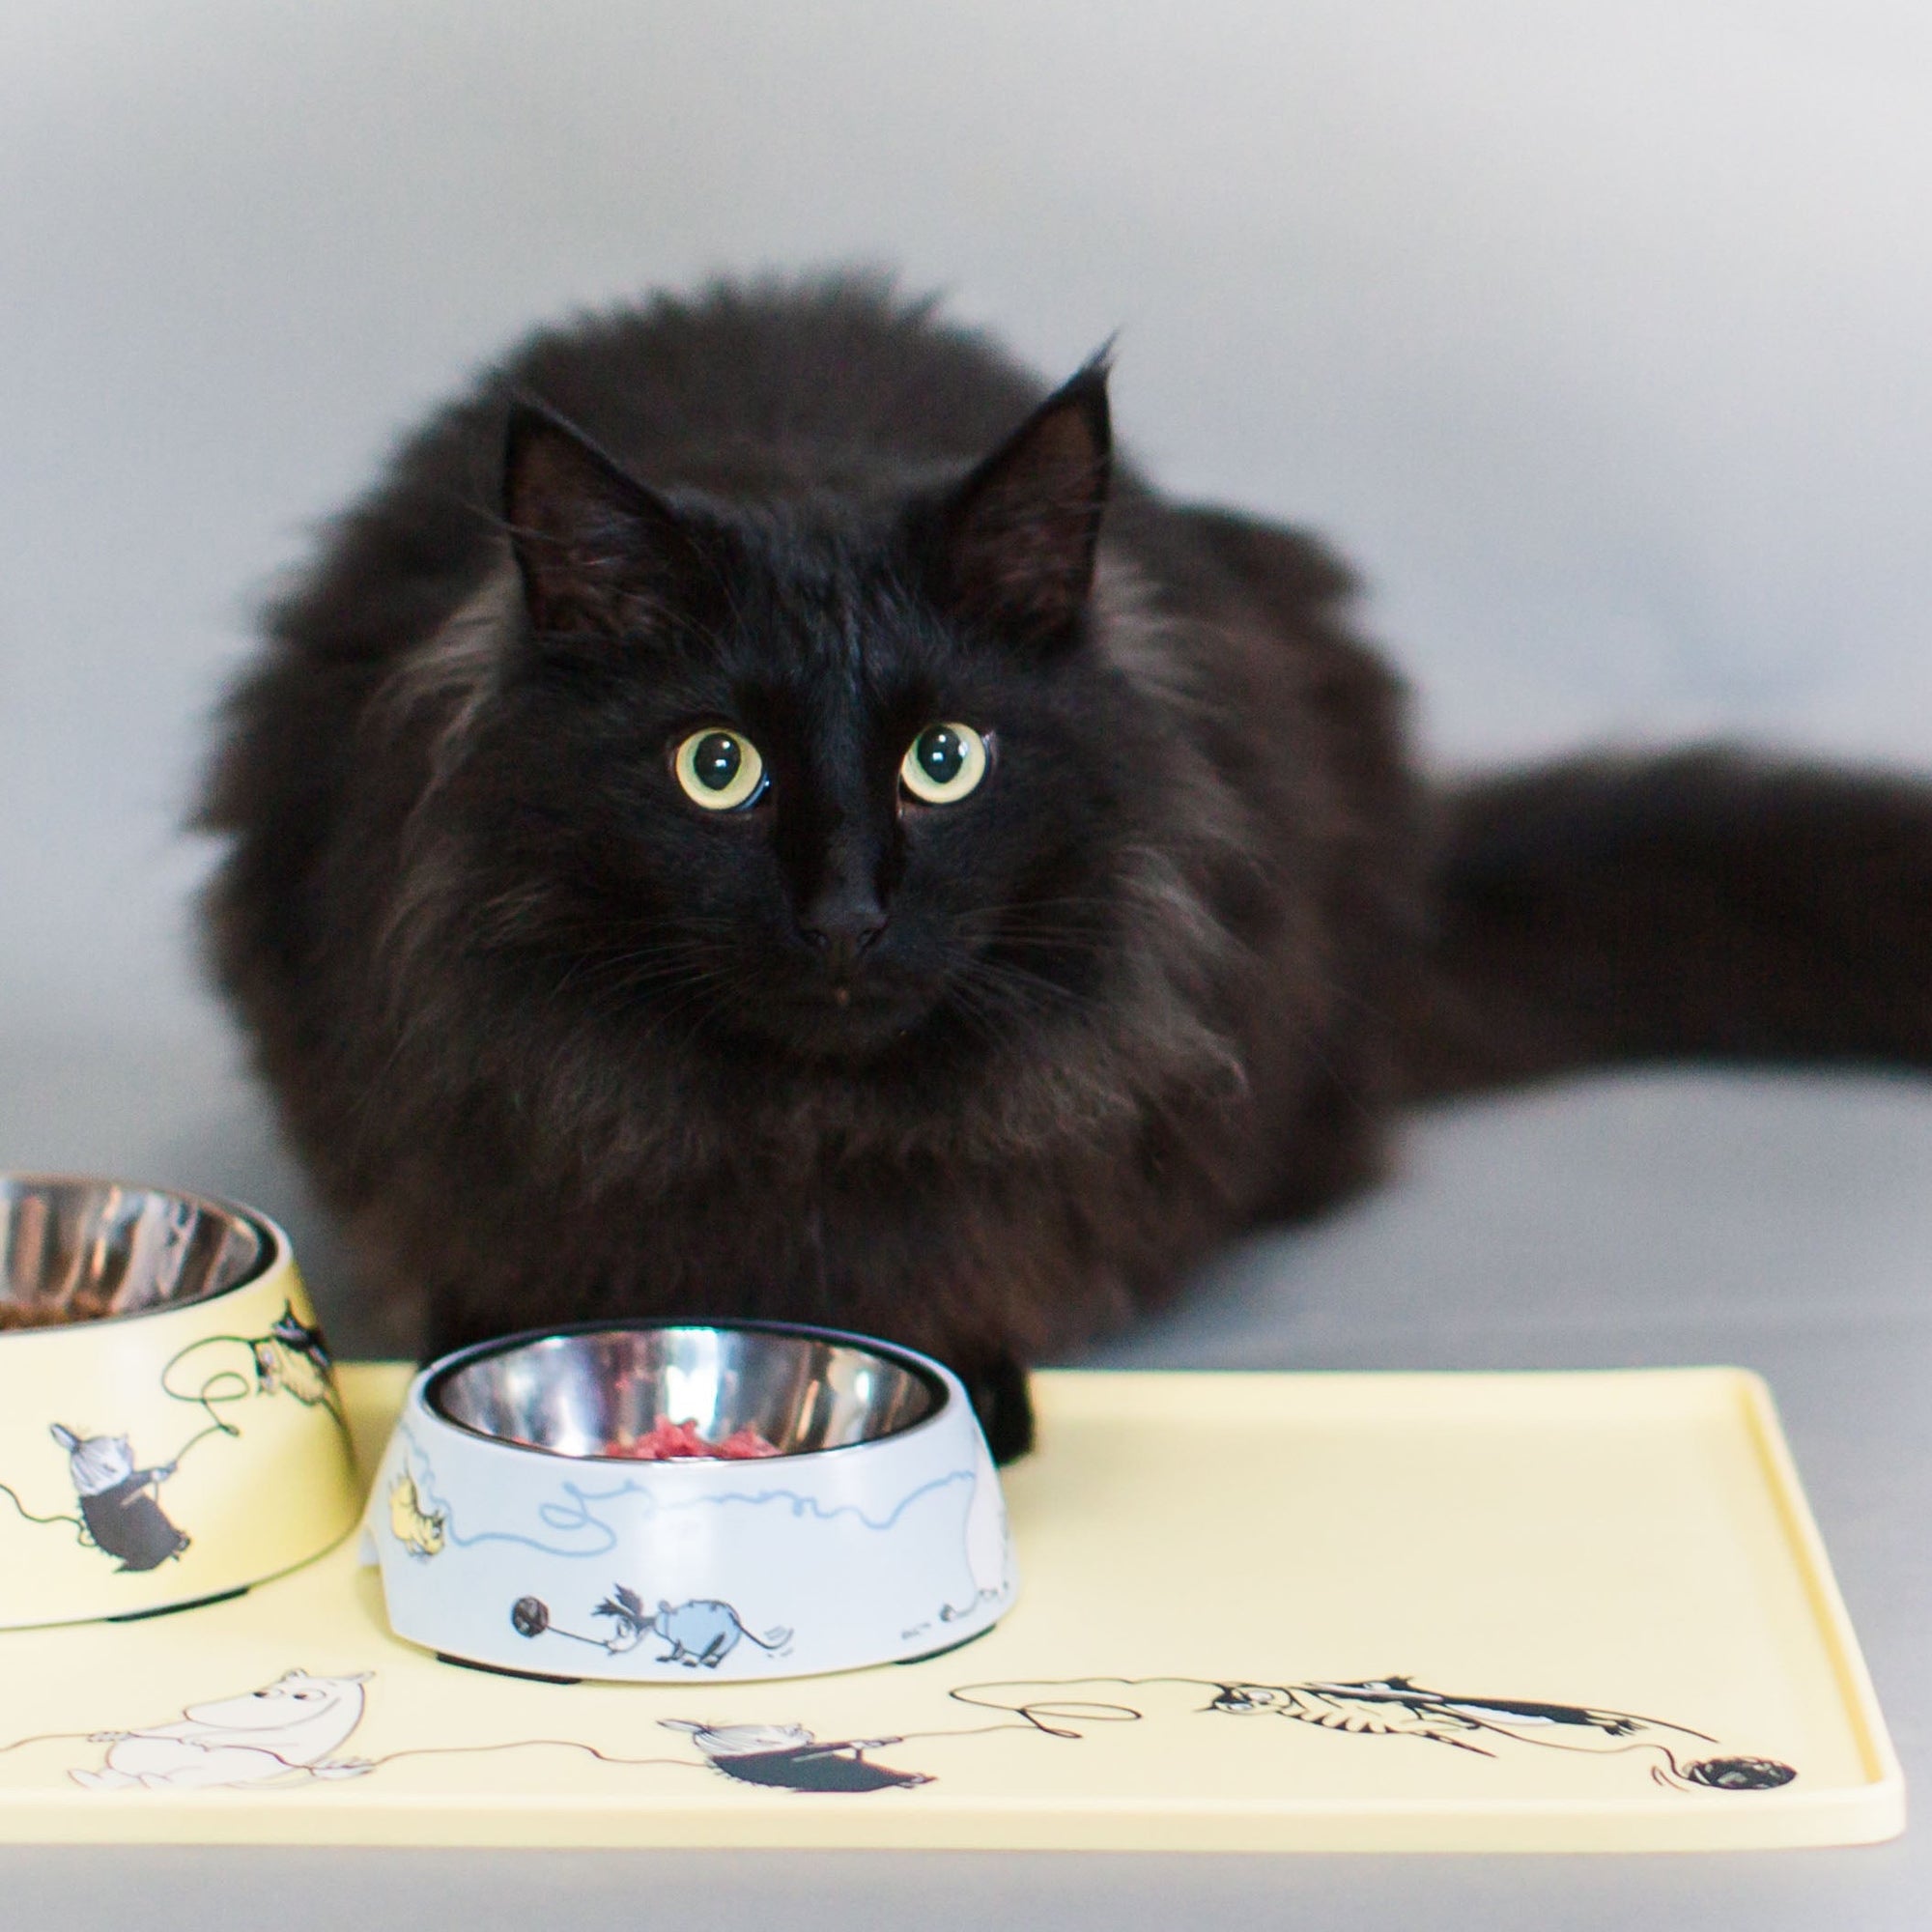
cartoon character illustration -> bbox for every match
[48,1424,189,1572]
[508,1587,792,1667]
[156,1304,347,1458]
[1681,1755,1802,1790]
[249,1304,338,1411]
[1206,1675,1697,1754]
[961,1462,1011,1605]
[904,1463,1016,1639]
[1206,1675,1797,1787]
[661,1720,932,1793]
[388,1472,446,1558]
[71,1669,374,1791]
[593,1585,792,1666]
[936,1674,1800,1798]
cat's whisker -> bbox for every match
[947,957,1080,1029]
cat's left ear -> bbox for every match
[921,359,1112,651]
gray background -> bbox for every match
[2,3,1929,1924]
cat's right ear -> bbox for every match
[502,402,712,647]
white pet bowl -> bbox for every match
[363,1321,1017,1681]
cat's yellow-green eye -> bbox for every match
[674,728,767,810]
[900,723,988,805]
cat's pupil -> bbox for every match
[694,732,742,792]
[917,727,965,786]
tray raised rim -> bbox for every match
[0,1362,1903,1853]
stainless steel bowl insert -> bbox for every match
[427,1323,943,1460]
[0,1177,268,1332]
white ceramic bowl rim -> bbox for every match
[0,1173,284,1340]
[420,1318,956,1464]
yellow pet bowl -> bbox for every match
[0,1176,361,1629]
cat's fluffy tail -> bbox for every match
[1406,749,1932,1097]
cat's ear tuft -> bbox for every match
[502,401,711,646]
[925,360,1112,650]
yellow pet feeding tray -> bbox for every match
[0,1360,1901,1852]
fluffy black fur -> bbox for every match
[200,276,1932,1460]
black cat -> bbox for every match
[199,274,1932,1460]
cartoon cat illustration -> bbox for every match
[249,1304,336,1410]
[661,1719,931,1792]
[387,1472,445,1558]
[48,1424,189,1572]
[1207,1675,1797,1786]
[594,1584,791,1667]
[71,1669,374,1790]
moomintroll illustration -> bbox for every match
[962,1462,1010,1605]
[71,1669,374,1791]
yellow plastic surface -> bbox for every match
[0,1258,361,1627]
[0,1364,1903,1851]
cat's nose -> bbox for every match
[797,868,888,974]
[798,908,887,976]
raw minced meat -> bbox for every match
[610,1416,781,1461]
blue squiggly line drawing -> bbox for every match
[537,1468,978,1532]
[397,1433,615,1558]
[392,1433,612,1558]
[397,1431,975,1561]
